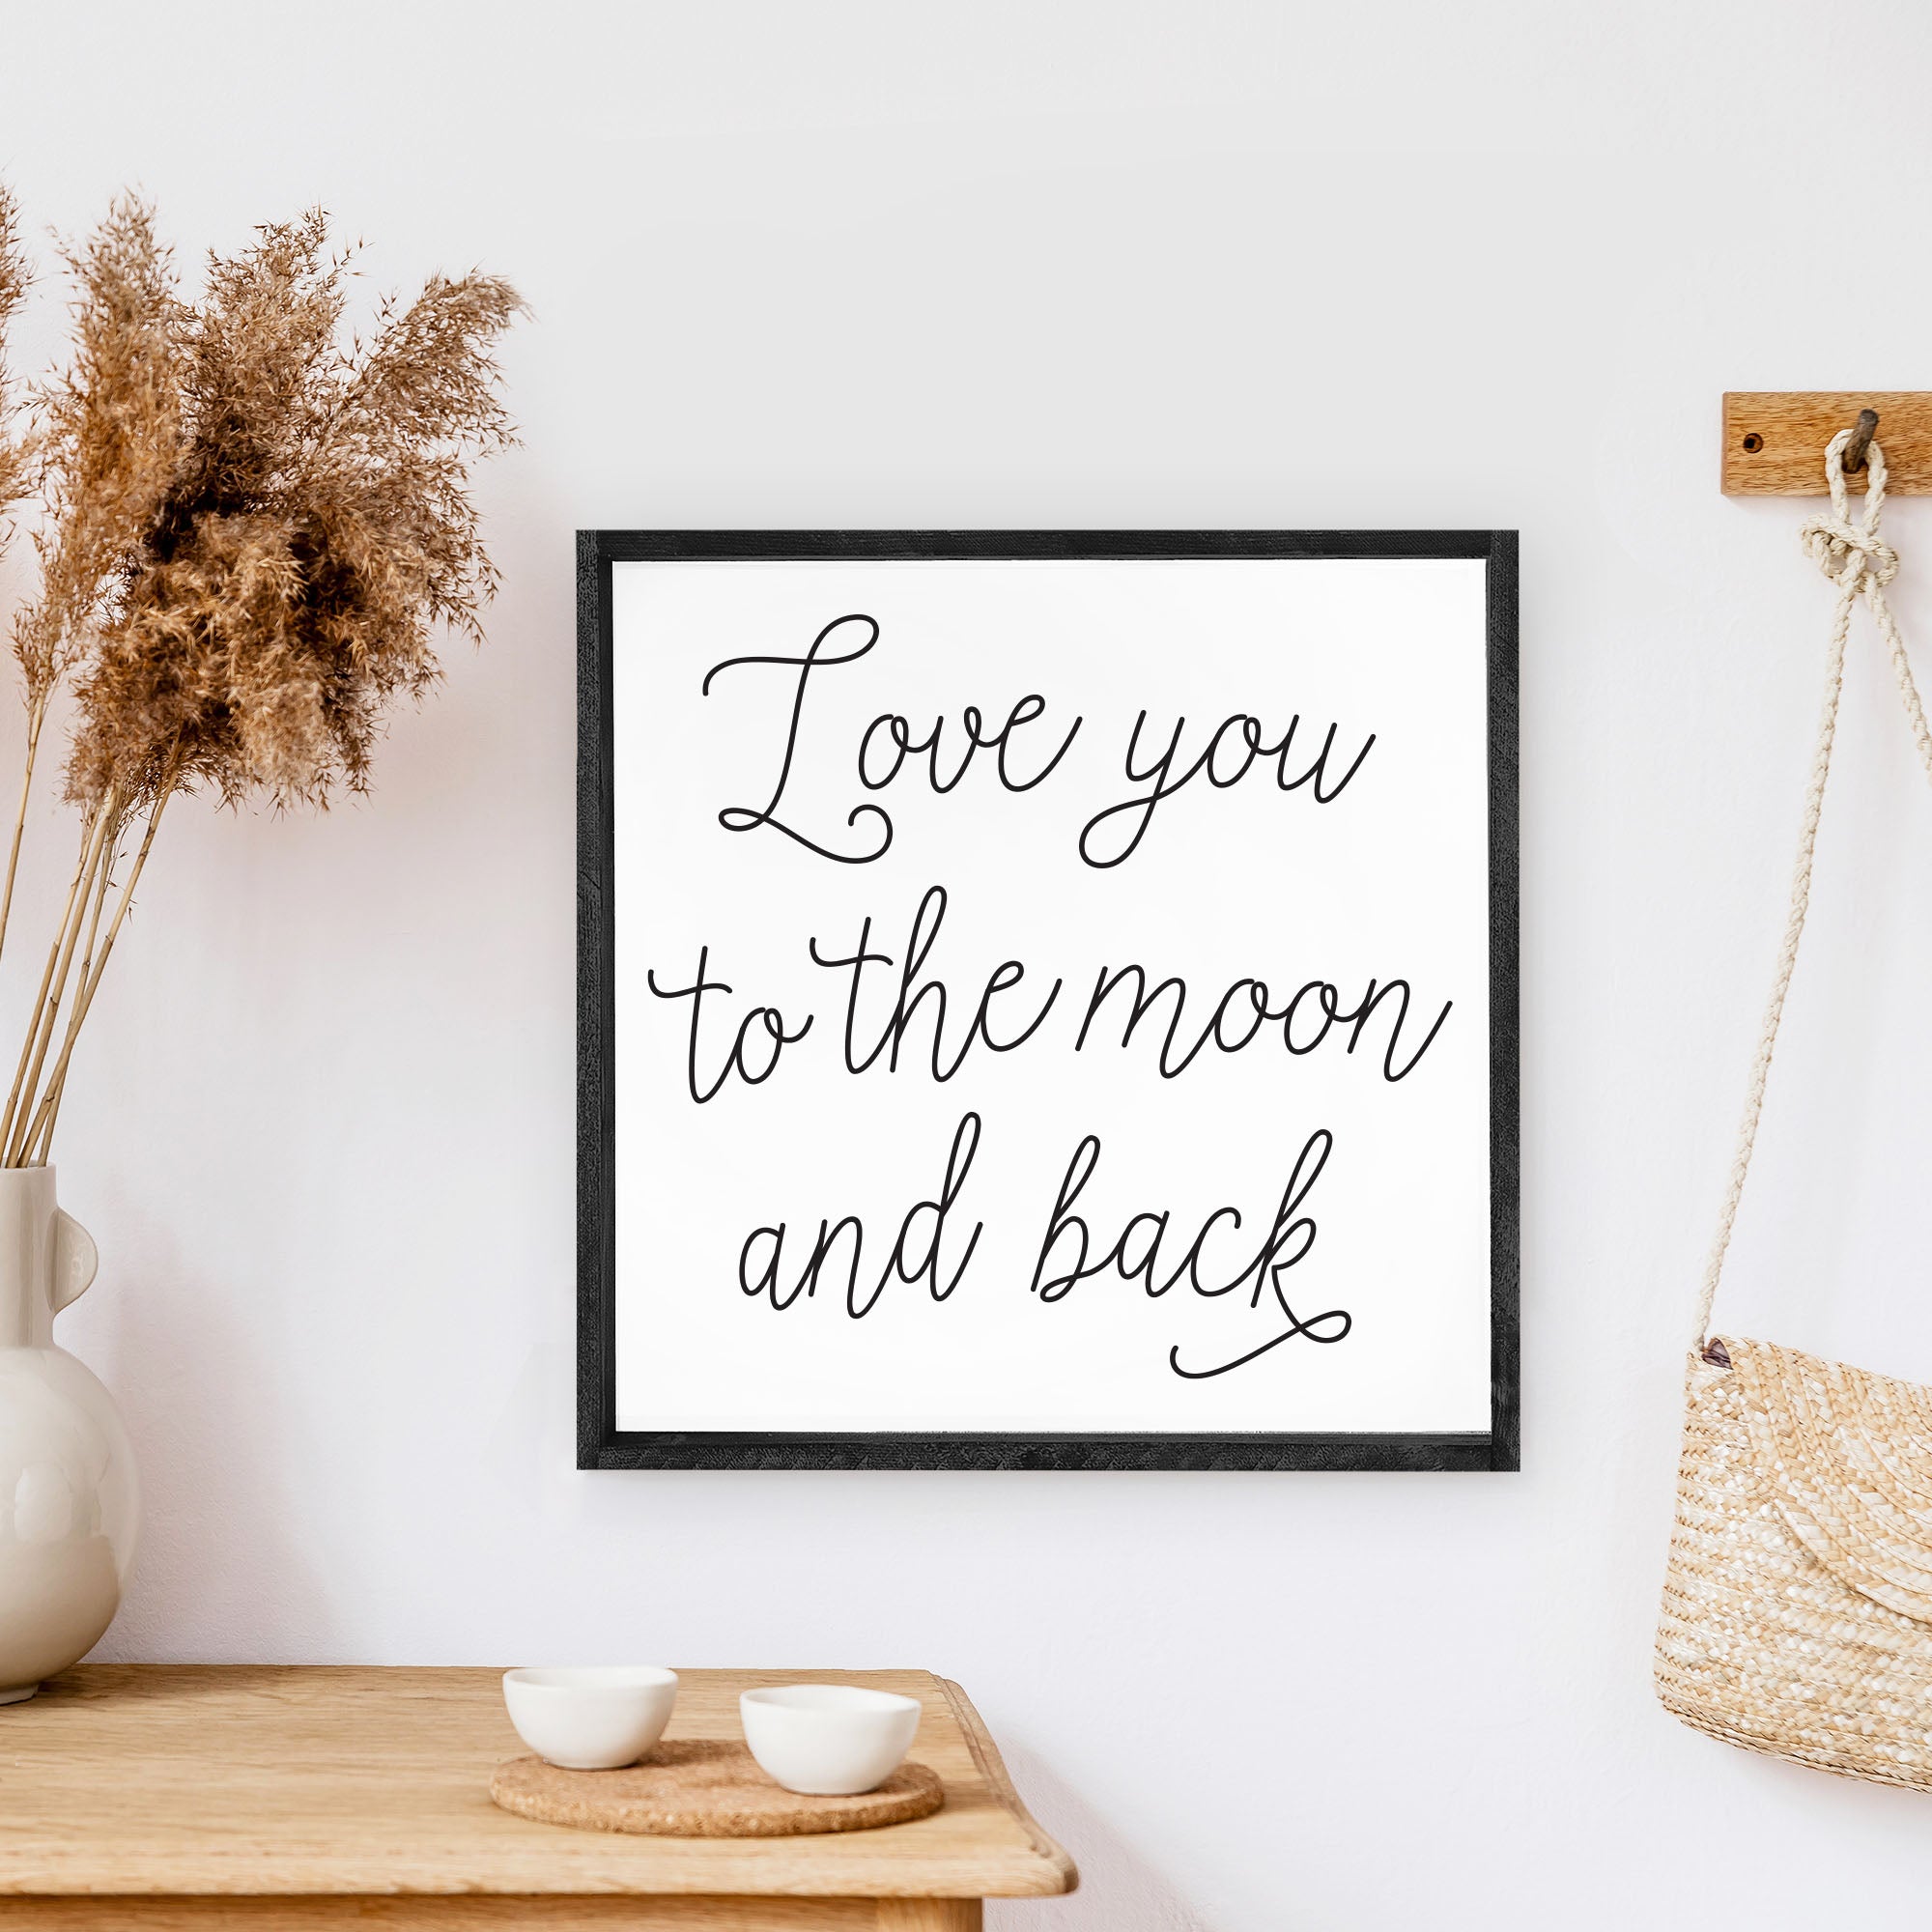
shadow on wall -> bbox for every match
[992,1742,1215,1932]
[72,1202,336,1663]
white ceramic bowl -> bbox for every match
[740,1684,922,1796]
[502,1666,678,1770]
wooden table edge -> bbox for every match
[0,1902,992,1928]
[0,1666,1076,1905]
[932,1680,1076,1897]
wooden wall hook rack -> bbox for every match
[1723,392,1932,495]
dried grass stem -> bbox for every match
[25,780,173,1161]
[0,709,44,969]
[1,794,115,1160]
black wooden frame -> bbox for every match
[579,530,1519,1471]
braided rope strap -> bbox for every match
[1693,430,1932,1350]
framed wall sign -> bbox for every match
[579,531,1518,1470]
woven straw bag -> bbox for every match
[1655,431,1932,1787]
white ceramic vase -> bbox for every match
[0,1168,136,1701]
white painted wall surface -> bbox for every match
[6,3,1932,1925]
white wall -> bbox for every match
[7,3,1932,1925]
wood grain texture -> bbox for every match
[576,526,616,1472]
[1485,529,1520,1473]
[0,1668,1072,1903]
[1722,393,1932,494]
[489,1747,943,1837]
[874,1905,980,1931]
[0,1900,891,1928]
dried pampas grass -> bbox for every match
[0,189,523,1165]
[0,189,30,530]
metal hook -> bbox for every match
[1843,408,1879,473]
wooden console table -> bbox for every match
[0,1665,1075,1929]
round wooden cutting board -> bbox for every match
[490,1740,945,1837]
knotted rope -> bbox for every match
[1695,431,1932,1348]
